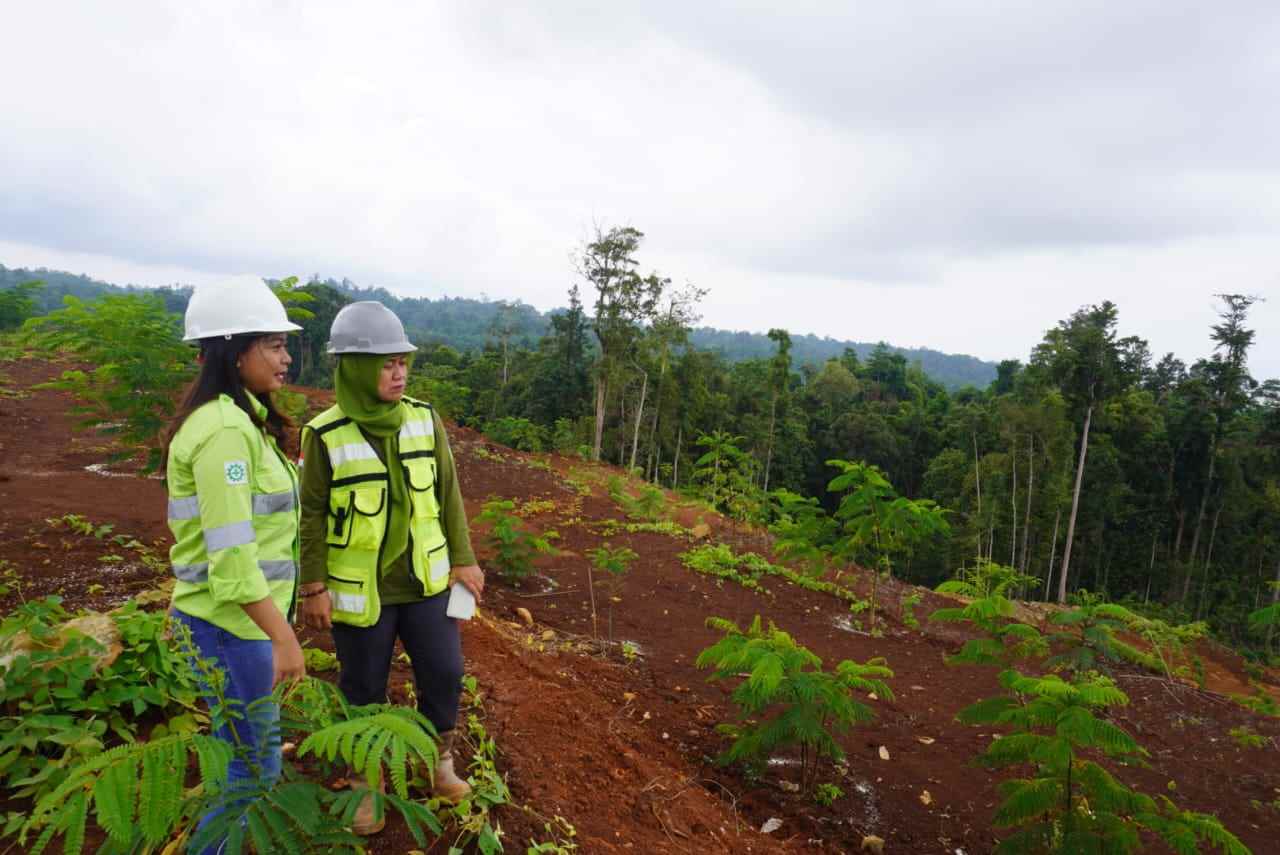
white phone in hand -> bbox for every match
[446,581,476,620]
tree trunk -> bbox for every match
[1044,508,1062,601]
[1266,555,1280,654]
[628,368,648,472]
[672,425,683,488]
[1144,532,1158,604]
[1196,502,1223,620]
[1182,439,1217,603]
[1172,508,1186,564]
[972,430,983,558]
[763,391,778,494]
[592,375,607,461]
[1010,434,1019,569]
[644,358,668,482]
[1020,435,1035,574]
[1057,404,1093,604]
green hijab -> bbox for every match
[335,354,410,573]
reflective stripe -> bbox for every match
[203,520,256,552]
[399,419,433,440]
[172,559,296,584]
[167,496,201,521]
[252,490,296,515]
[332,591,366,614]
[329,442,379,468]
[259,559,298,581]
[173,562,210,583]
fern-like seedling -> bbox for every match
[696,615,893,791]
[957,669,1251,855]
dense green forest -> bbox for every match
[5,242,1279,654]
[0,264,997,388]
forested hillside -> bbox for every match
[0,264,997,388]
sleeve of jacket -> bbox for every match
[191,425,270,605]
[432,410,477,566]
[298,426,333,585]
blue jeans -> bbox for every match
[171,610,281,855]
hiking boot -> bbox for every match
[428,731,472,803]
[351,774,386,835]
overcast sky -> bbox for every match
[3,1,1279,377]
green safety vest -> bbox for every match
[304,397,450,627]
[167,395,300,640]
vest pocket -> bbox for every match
[327,488,386,550]
[327,573,369,618]
[405,460,439,519]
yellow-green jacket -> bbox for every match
[300,397,450,627]
[167,395,300,639]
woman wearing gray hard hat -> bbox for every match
[295,301,484,834]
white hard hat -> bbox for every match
[183,274,303,342]
[327,301,417,355]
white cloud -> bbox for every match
[3,1,1279,376]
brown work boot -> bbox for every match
[429,731,472,803]
[351,773,386,835]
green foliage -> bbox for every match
[1046,601,1142,673]
[768,489,838,576]
[931,567,1048,666]
[484,416,548,452]
[0,598,201,808]
[1227,726,1267,750]
[21,675,448,855]
[936,559,1039,600]
[827,460,948,632]
[302,647,339,672]
[957,669,1250,855]
[693,431,760,521]
[696,615,893,791]
[813,782,844,806]
[678,543,870,610]
[474,499,558,583]
[0,280,42,330]
[607,475,667,522]
[23,293,194,469]
[899,591,923,630]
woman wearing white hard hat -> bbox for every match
[297,301,483,834]
[162,275,305,854]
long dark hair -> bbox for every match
[161,334,293,472]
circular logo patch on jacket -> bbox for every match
[224,461,248,485]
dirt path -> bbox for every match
[3,358,1278,853]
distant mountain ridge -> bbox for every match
[1,264,999,389]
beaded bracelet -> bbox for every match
[299,588,328,599]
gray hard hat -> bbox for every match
[326,301,418,355]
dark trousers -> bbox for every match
[331,591,463,734]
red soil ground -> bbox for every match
[2,357,1278,853]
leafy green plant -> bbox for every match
[696,615,893,791]
[0,281,42,330]
[23,293,195,470]
[931,568,1048,666]
[0,598,201,810]
[826,460,949,633]
[587,543,637,642]
[768,488,838,576]
[20,674,445,855]
[693,431,760,521]
[1227,726,1267,750]
[814,782,844,806]
[957,669,1250,855]
[474,499,558,584]
[484,416,548,452]
[899,591,923,630]
[1045,600,1141,673]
